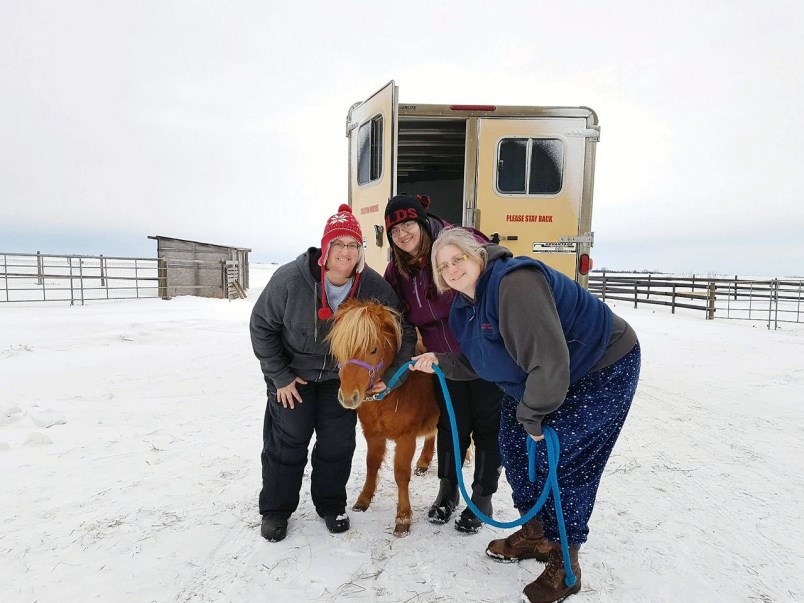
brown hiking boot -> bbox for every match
[522,547,582,603]
[485,515,551,562]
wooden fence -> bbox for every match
[0,252,246,305]
[588,273,804,329]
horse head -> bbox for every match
[327,299,402,410]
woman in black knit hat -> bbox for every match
[383,193,503,533]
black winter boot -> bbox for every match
[261,514,288,542]
[324,511,350,534]
[428,478,459,524]
[455,484,493,533]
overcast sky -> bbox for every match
[1,0,802,276]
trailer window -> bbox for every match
[497,138,564,195]
[358,115,384,185]
[498,139,528,193]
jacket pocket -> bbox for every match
[286,320,320,354]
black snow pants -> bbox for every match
[259,379,357,519]
[434,377,503,494]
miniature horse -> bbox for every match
[327,299,439,537]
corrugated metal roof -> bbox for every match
[148,235,251,252]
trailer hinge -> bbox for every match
[345,102,362,137]
[560,232,595,246]
[564,126,600,142]
[465,208,479,229]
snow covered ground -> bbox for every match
[1,263,802,603]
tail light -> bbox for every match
[449,105,497,111]
[579,254,592,275]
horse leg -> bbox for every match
[414,432,436,475]
[354,434,386,512]
[392,435,417,537]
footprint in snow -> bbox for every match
[1,404,26,425]
[30,410,67,428]
[23,432,54,447]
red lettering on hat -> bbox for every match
[388,210,404,227]
[386,207,419,228]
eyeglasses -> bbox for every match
[436,254,469,274]
[330,241,361,251]
[390,221,418,239]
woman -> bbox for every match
[410,227,640,603]
[250,204,416,542]
[383,193,503,533]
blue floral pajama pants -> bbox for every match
[498,343,641,545]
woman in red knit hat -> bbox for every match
[250,204,416,542]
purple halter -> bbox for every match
[338,358,385,390]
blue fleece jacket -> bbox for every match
[448,254,614,432]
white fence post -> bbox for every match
[78,257,85,305]
[2,254,7,302]
[68,257,74,306]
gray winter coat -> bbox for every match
[250,248,416,390]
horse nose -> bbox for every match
[337,389,362,409]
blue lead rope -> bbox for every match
[379,361,577,588]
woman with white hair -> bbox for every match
[410,227,640,603]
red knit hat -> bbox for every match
[318,204,364,320]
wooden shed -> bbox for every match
[148,236,251,299]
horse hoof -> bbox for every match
[414,466,428,476]
[393,515,411,537]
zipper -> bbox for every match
[426,295,457,353]
[315,280,325,381]
[313,282,319,342]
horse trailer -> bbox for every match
[346,80,599,285]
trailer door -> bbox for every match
[475,116,597,282]
[347,81,397,272]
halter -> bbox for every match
[338,358,385,391]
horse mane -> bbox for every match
[327,299,402,363]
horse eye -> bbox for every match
[370,347,377,355]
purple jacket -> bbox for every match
[384,216,489,354]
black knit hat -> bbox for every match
[384,193,433,246]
